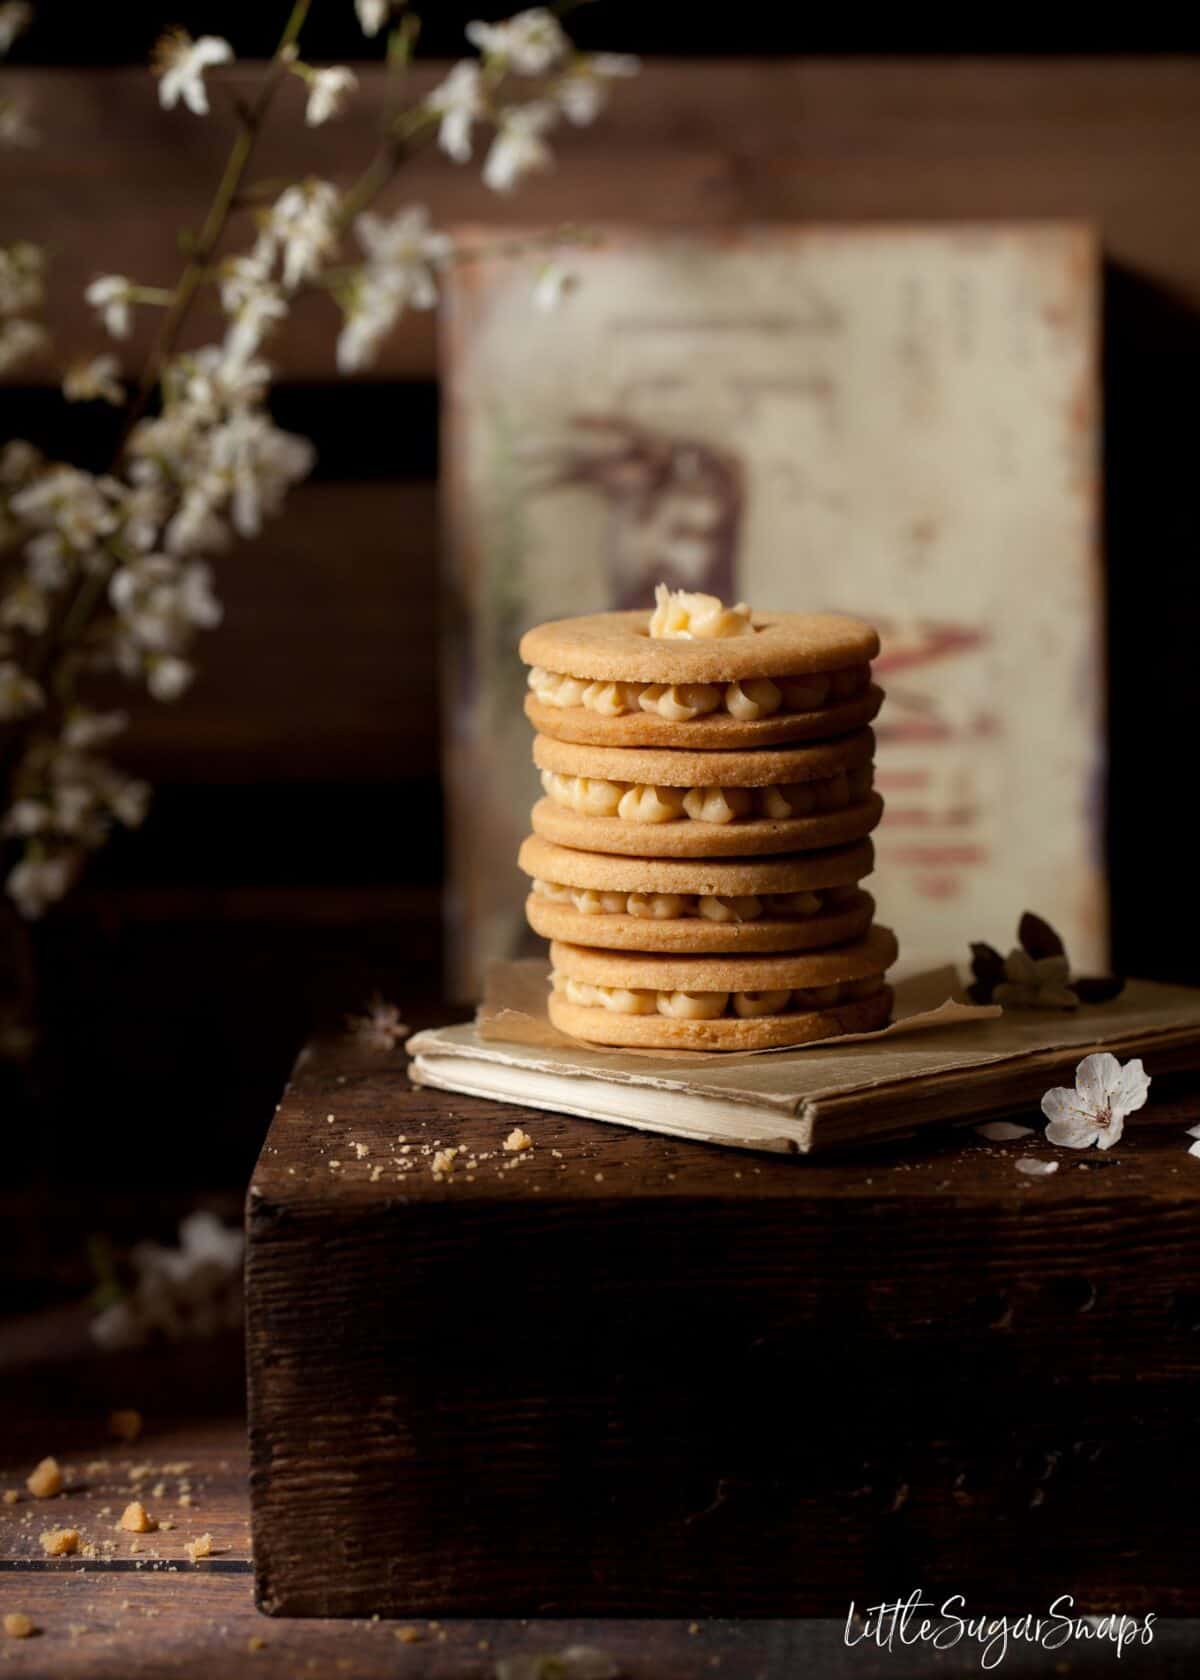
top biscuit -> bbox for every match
[519,610,879,685]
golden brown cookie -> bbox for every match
[546,925,898,1050]
[524,682,883,749]
[519,834,877,952]
[531,791,885,858]
[548,986,893,1050]
[520,610,879,684]
[533,731,874,789]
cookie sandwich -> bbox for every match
[547,926,899,1051]
[531,730,880,858]
[520,833,876,953]
[521,584,882,749]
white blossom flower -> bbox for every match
[222,283,287,370]
[482,101,557,193]
[85,274,135,340]
[466,9,568,74]
[109,554,223,656]
[0,578,49,634]
[3,798,48,836]
[265,180,340,291]
[305,65,357,127]
[0,2,31,56]
[555,53,640,126]
[11,465,120,553]
[347,996,409,1050]
[153,29,233,117]
[0,439,40,485]
[355,0,390,35]
[426,60,486,162]
[90,1211,244,1351]
[533,260,577,312]
[1040,1052,1150,1151]
[0,241,44,315]
[6,851,75,918]
[63,707,128,750]
[64,354,124,406]
[147,654,193,702]
[209,410,315,537]
[356,205,450,308]
[218,237,276,314]
[0,316,45,371]
[993,948,1077,1010]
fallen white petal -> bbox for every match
[1185,1123,1200,1140]
[975,1121,1035,1142]
[1016,1157,1059,1177]
[1189,1141,1200,1159]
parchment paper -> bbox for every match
[478,958,998,1064]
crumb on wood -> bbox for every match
[40,1527,79,1556]
[186,1533,214,1561]
[352,1141,369,1159]
[119,1500,156,1533]
[3,1613,35,1639]
[26,1457,63,1498]
[247,1634,267,1652]
[2,1488,18,1504]
[108,1409,142,1443]
[432,1147,459,1178]
[503,1127,533,1154]
[395,1626,423,1643]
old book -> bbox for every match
[440,223,1103,996]
[409,977,1200,1154]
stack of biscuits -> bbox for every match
[516,586,897,1051]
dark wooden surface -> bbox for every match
[247,1033,1200,1620]
[12,1330,1197,1679]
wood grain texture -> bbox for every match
[9,58,1200,380]
[246,1034,1200,1618]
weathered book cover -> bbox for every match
[440,224,1103,996]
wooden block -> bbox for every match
[246,1034,1200,1617]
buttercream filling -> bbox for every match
[551,971,886,1018]
[540,764,874,823]
[527,664,871,722]
[532,879,862,922]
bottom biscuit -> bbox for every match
[548,984,893,1051]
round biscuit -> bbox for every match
[533,729,874,789]
[524,684,883,749]
[517,834,875,894]
[549,925,898,992]
[530,792,885,857]
[520,611,879,684]
[527,888,875,953]
[548,985,893,1051]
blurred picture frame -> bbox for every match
[439,223,1104,997]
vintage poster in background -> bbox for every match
[439,225,1103,998]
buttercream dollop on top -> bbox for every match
[648,583,753,641]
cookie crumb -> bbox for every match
[247,1634,267,1652]
[119,1500,156,1533]
[2,1489,18,1504]
[108,1409,143,1443]
[26,1457,63,1498]
[432,1147,459,1177]
[186,1533,214,1561]
[503,1127,533,1154]
[40,1527,79,1556]
[3,1613,35,1639]
[395,1626,423,1644]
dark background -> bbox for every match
[4,9,1200,1292]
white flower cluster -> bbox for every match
[0,242,46,374]
[90,1211,245,1351]
[427,9,640,193]
[1,8,636,922]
